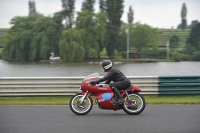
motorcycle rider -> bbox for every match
[90,60,131,104]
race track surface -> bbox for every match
[0,105,200,133]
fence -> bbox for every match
[0,76,200,96]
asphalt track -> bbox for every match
[0,105,200,133]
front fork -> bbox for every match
[79,91,89,103]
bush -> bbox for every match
[192,51,200,61]
[181,54,192,61]
[121,51,127,58]
[157,49,167,59]
[170,50,192,61]
[171,52,182,61]
[0,48,2,59]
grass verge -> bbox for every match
[0,95,200,106]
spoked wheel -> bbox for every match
[70,94,93,115]
[123,92,146,115]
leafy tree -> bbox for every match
[188,22,200,50]
[117,31,126,52]
[61,0,75,29]
[187,20,199,29]
[99,0,106,12]
[29,15,53,61]
[127,6,134,24]
[76,11,97,59]
[3,15,40,61]
[94,12,107,58]
[124,23,159,52]
[106,0,124,57]
[169,35,180,48]
[181,3,187,30]
[184,44,195,55]
[3,13,62,61]
[29,0,36,15]
[81,0,95,12]
[76,10,107,59]
[51,11,64,55]
[59,28,85,61]
[192,51,200,61]
[177,23,181,29]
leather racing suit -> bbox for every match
[96,67,131,90]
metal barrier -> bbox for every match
[0,76,200,96]
[159,76,200,94]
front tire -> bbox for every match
[123,92,146,115]
[70,94,93,115]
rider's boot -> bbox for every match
[111,86,124,104]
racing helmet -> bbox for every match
[101,60,112,70]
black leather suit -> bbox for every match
[96,67,131,90]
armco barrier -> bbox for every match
[159,76,200,94]
[0,76,199,96]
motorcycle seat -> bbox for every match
[125,85,133,92]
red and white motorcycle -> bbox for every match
[70,73,146,115]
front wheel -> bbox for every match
[123,92,146,115]
[70,94,93,115]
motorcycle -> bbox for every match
[70,73,146,115]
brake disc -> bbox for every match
[77,100,86,109]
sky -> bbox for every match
[0,0,200,29]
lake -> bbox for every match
[0,60,200,77]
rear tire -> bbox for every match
[70,94,93,115]
[123,92,146,115]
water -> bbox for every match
[0,60,200,77]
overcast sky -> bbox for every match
[0,0,200,29]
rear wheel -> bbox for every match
[123,92,145,115]
[70,94,93,115]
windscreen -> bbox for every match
[84,73,99,80]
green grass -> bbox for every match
[0,96,71,106]
[0,95,200,106]
[158,29,190,47]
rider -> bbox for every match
[90,60,131,104]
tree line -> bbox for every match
[177,3,199,30]
[3,0,200,61]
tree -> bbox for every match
[106,0,124,57]
[81,0,95,12]
[127,6,134,24]
[3,13,62,61]
[188,22,200,50]
[127,23,159,52]
[59,29,85,61]
[76,10,107,59]
[181,3,187,30]
[3,15,41,61]
[61,0,75,29]
[94,13,107,58]
[188,20,199,29]
[29,15,54,61]
[99,0,106,12]
[51,11,64,54]
[29,0,36,15]
[169,35,180,48]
